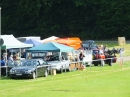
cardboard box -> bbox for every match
[78,67,86,70]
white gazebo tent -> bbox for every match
[41,36,59,43]
[1,35,33,49]
[0,35,33,77]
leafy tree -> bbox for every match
[1,0,130,40]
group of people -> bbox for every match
[0,51,26,77]
[0,53,10,76]
[68,50,85,62]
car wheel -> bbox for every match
[10,77,15,79]
[32,72,36,79]
[108,60,112,66]
[44,70,48,77]
[94,63,98,66]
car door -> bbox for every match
[38,60,47,76]
[35,60,43,77]
[61,56,69,70]
[42,60,48,74]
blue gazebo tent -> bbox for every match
[24,39,42,47]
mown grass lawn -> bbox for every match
[0,41,130,97]
[0,60,130,97]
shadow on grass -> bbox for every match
[0,76,33,80]
[0,76,11,80]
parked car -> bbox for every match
[46,55,71,73]
[9,59,49,79]
[83,40,117,66]
[7,60,22,75]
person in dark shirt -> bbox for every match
[79,50,85,61]
[1,58,6,76]
[1,58,5,66]
[79,50,85,67]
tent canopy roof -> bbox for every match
[41,36,58,43]
[26,42,74,52]
[1,35,33,49]
[24,39,42,47]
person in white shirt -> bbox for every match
[8,55,13,62]
[3,53,7,65]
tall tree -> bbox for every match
[1,0,130,40]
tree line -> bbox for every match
[1,0,130,40]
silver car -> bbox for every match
[46,55,71,73]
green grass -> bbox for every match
[0,41,130,97]
[0,60,130,97]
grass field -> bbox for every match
[0,60,130,97]
[0,41,130,97]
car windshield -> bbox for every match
[7,60,22,66]
[47,56,60,61]
[21,60,39,66]
[31,52,46,59]
[82,44,89,48]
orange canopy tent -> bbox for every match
[43,37,82,50]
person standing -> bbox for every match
[79,50,85,67]
[1,58,6,76]
[27,53,32,59]
[3,53,7,65]
[79,50,85,61]
[8,55,13,62]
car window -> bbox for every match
[61,52,68,60]
[61,56,65,61]
[7,60,21,66]
[48,56,59,61]
[34,61,40,66]
[7,60,15,66]
[37,60,47,65]
[31,52,47,59]
[82,44,89,48]
[38,60,43,64]
[31,52,46,57]
[22,60,38,66]
[42,61,48,65]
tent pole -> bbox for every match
[0,7,1,77]
[72,51,76,70]
[19,48,21,58]
[26,52,27,59]
[0,48,1,77]
[5,49,8,77]
[11,49,13,55]
[5,49,7,60]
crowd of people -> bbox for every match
[0,50,26,76]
